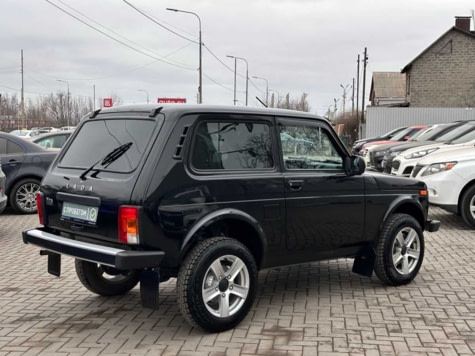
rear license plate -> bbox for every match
[61,201,98,225]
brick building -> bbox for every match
[369,17,475,108]
[402,16,475,107]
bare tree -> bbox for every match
[268,92,311,112]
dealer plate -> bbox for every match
[61,201,98,225]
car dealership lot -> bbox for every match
[1,208,474,356]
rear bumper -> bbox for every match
[425,219,441,232]
[23,228,165,270]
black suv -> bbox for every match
[23,105,439,332]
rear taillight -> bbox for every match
[118,206,139,244]
[36,192,44,225]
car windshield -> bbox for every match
[434,124,475,142]
[390,127,420,141]
[381,126,406,138]
[449,128,475,144]
[59,118,157,172]
[410,125,448,141]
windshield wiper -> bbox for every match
[79,142,133,181]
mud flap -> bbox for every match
[352,249,375,277]
[40,250,61,277]
[140,268,160,309]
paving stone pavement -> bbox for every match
[0,207,474,356]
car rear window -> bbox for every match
[59,118,156,172]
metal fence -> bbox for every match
[365,107,475,138]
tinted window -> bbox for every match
[36,134,69,148]
[279,124,343,170]
[191,121,273,170]
[7,140,22,154]
[60,119,156,172]
[0,139,6,154]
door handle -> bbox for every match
[288,180,303,190]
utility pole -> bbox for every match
[93,85,96,110]
[351,77,355,116]
[361,48,368,139]
[356,54,360,123]
[20,49,25,129]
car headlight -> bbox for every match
[404,148,438,159]
[374,150,387,157]
[421,161,457,176]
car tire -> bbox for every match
[177,237,257,332]
[460,185,475,228]
[374,213,424,286]
[75,260,140,296]
[9,178,41,214]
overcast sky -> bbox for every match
[1,0,474,116]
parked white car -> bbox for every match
[411,145,475,228]
[9,129,40,139]
[60,126,76,131]
[391,125,475,177]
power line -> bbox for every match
[0,84,19,91]
[122,2,241,95]
[45,0,195,71]
[123,0,197,43]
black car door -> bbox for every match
[0,137,25,188]
[277,118,365,262]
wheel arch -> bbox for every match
[180,209,267,269]
[457,179,475,214]
[379,197,425,234]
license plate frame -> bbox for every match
[61,201,98,225]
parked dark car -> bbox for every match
[32,131,72,149]
[352,126,407,154]
[23,105,440,332]
[363,125,427,171]
[0,164,7,214]
[0,132,58,213]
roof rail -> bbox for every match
[149,107,163,117]
[89,109,101,118]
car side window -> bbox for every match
[279,123,343,170]
[0,139,7,154]
[191,121,274,170]
[7,140,22,154]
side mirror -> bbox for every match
[344,155,365,176]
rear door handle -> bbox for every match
[288,180,303,190]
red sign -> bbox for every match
[103,98,113,108]
[157,98,186,104]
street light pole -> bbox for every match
[167,8,202,104]
[227,56,237,105]
[57,79,69,127]
[252,76,268,106]
[138,89,149,104]
[227,55,248,106]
